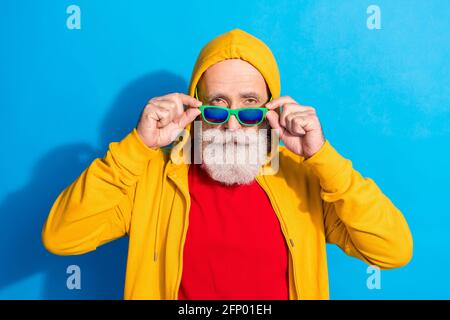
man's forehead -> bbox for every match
[197,59,269,100]
[200,66,266,90]
[202,60,264,81]
[204,90,264,100]
[206,58,258,71]
[202,78,263,92]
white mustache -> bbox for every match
[202,128,261,145]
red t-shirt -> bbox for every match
[178,164,289,300]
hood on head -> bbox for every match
[188,28,280,100]
[172,29,281,164]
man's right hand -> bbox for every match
[136,93,202,149]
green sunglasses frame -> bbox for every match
[194,86,273,127]
[198,105,269,126]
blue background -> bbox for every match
[0,0,449,299]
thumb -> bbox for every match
[178,93,202,108]
[266,110,284,138]
[266,110,280,128]
[178,108,201,128]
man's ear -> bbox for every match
[195,86,200,100]
[195,74,207,103]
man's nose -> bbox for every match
[225,114,242,130]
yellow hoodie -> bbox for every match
[42,29,413,299]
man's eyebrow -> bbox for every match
[205,91,263,101]
[239,92,262,100]
[205,93,229,101]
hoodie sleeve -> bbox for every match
[42,128,162,256]
[303,140,413,269]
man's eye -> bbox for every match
[245,99,258,104]
[212,98,225,104]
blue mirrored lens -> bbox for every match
[203,107,229,123]
[238,109,264,125]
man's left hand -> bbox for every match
[265,96,325,159]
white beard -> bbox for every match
[200,127,269,185]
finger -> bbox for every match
[279,103,304,127]
[299,115,317,132]
[280,102,302,114]
[285,112,297,131]
[152,106,174,128]
[280,106,297,127]
[152,99,183,119]
[266,110,280,129]
[266,110,285,139]
[148,96,163,103]
[147,96,171,106]
[284,103,316,115]
[265,96,297,110]
[175,93,202,109]
[280,103,316,117]
[286,110,315,124]
[302,105,316,113]
[286,117,307,136]
[149,93,202,114]
[280,107,316,127]
[177,108,202,128]
[143,102,160,123]
[287,115,318,136]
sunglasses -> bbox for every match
[198,105,268,126]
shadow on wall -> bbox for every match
[0,71,188,299]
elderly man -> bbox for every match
[42,29,413,300]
